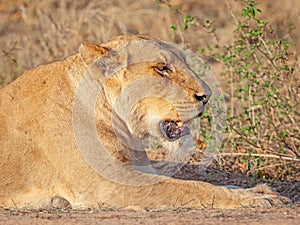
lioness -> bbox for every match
[0,34,288,209]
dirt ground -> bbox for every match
[0,207,300,225]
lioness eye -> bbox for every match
[154,63,172,76]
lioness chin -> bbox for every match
[0,34,289,210]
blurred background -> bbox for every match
[1,0,300,85]
[1,0,299,200]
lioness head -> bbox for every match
[80,35,211,145]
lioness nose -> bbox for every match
[194,94,208,104]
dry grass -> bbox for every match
[0,0,299,181]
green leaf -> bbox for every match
[171,24,177,31]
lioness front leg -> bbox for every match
[105,178,288,209]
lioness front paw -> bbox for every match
[239,184,290,208]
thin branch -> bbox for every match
[225,0,259,64]
[256,45,278,69]
[228,124,260,148]
[219,152,300,162]
[158,0,220,41]
[256,162,293,171]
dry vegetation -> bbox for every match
[0,0,299,202]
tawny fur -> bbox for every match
[0,34,289,210]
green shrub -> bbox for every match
[158,0,299,180]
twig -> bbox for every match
[218,152,300,162]
[228,125,260,148]
[225,0,260,65]
[256,45,278,69]
[158,0,220,41]
[8,192,18,209]
[256,162,293,171]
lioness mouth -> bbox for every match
[159,120,190,141]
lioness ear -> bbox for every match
[79,42,109,65]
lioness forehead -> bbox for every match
[92,36,191,79]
